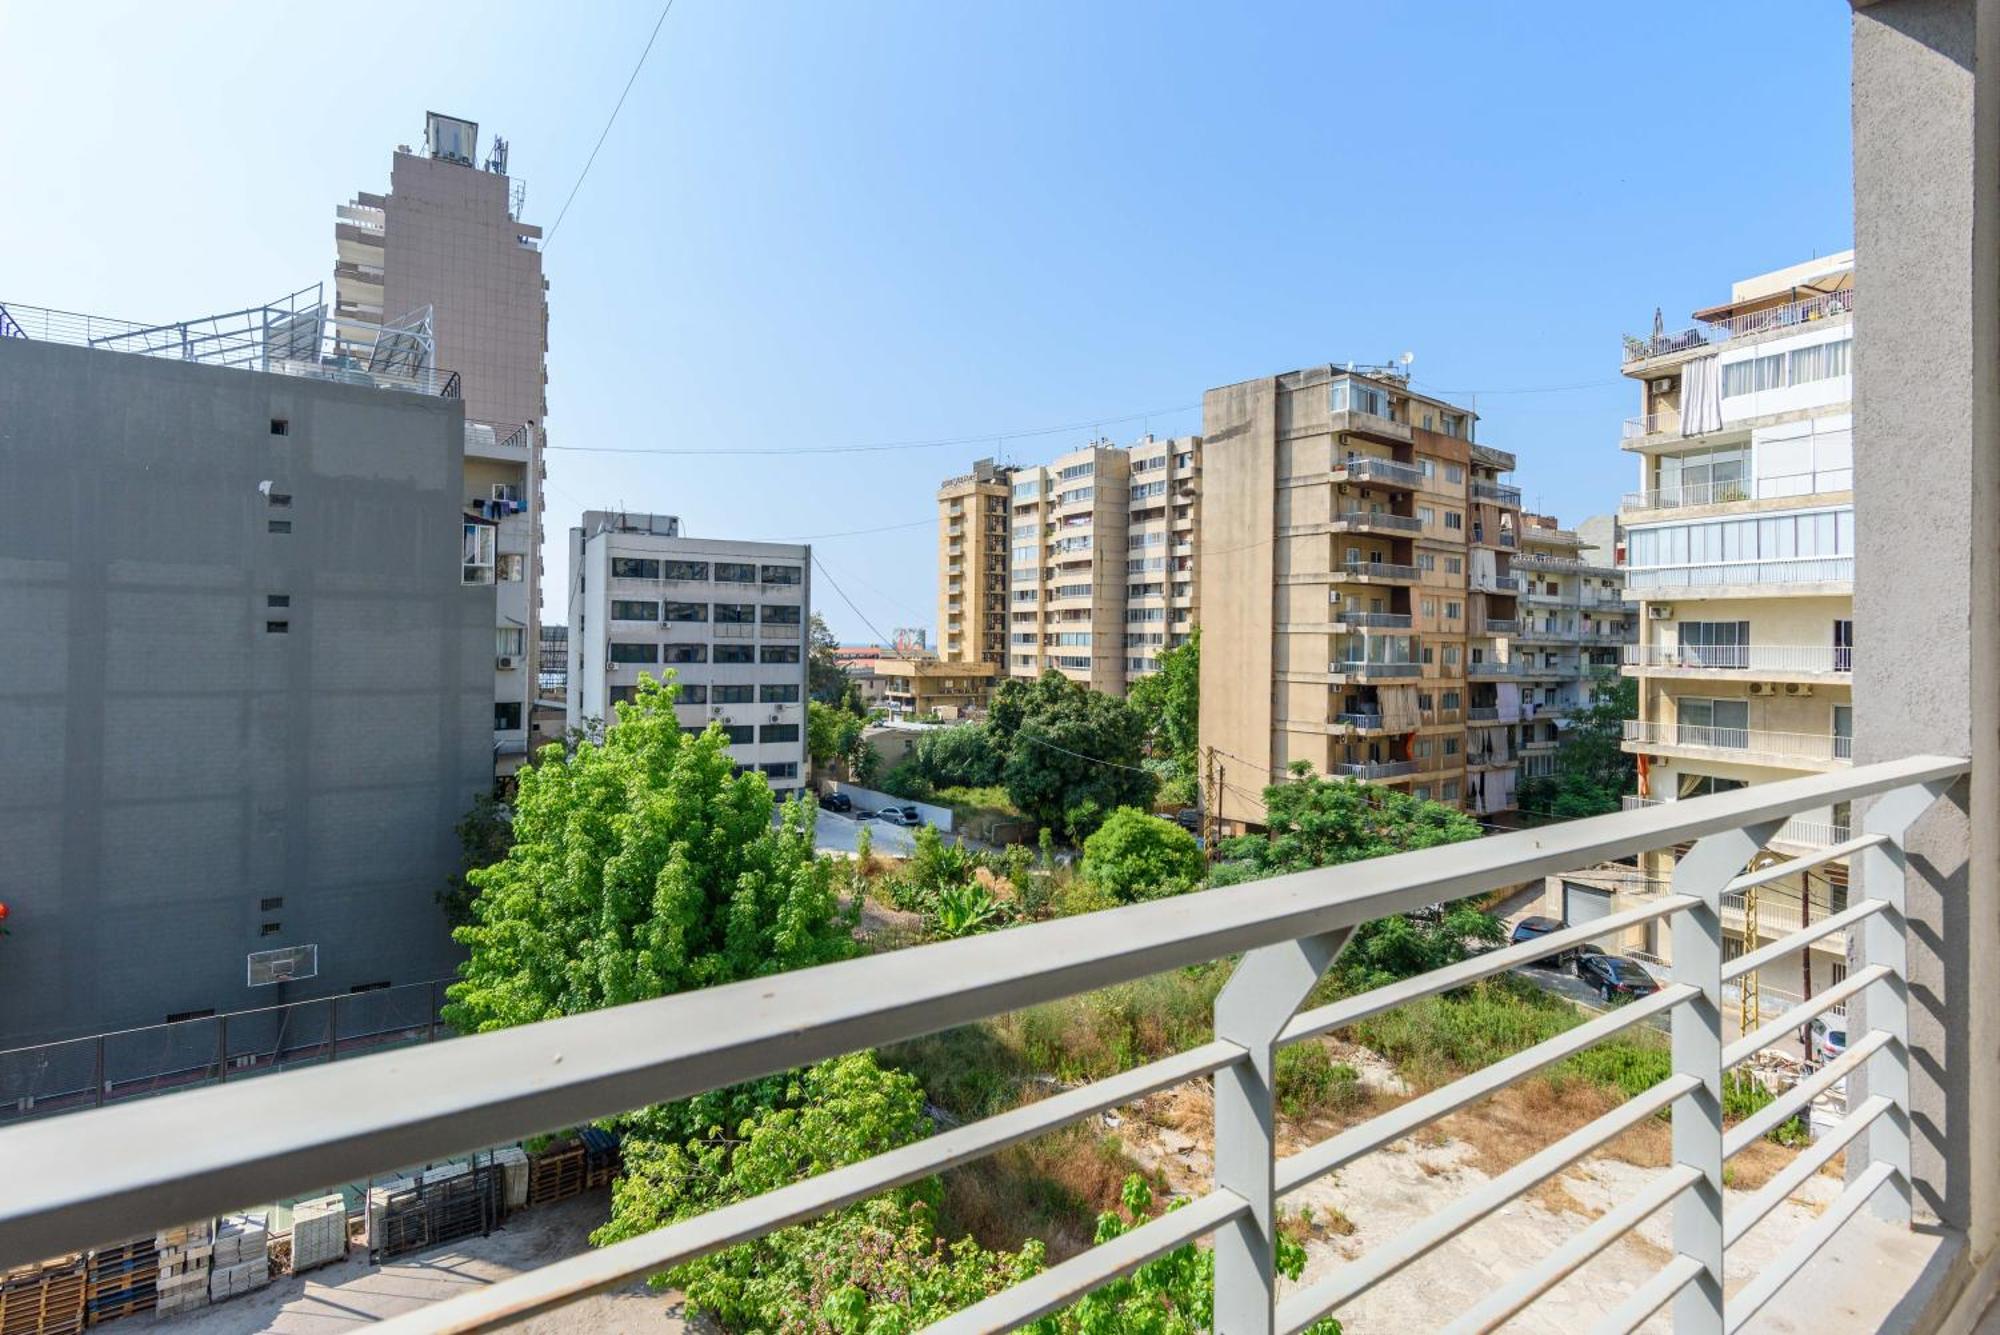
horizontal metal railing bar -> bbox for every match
[1726,834,1887,894]
[1275,984,1695,1195]
[1723,966,1889,1068]
[924,1189,1248,1335]
[1723,1031,1889,1159]
[1724,1094,1892,1248]
[0,757,1965,1271]
[1440,1162,1702,1335]
[1722,1160,1899,1335]
[1590,1254,1706,1335]
[1276,1073,1700,1332]
[361,1044,1244,1334]
[1279,896,1698,1044]
[1722,898,1887,983]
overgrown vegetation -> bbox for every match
[438,790,514,930]
[1126,628,1200,809]
[1516,670,1638,819]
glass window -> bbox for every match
[608,642,658,664]
[761,646,802,664]
[715,644,755,663]
[611,599,659,621]
[761,565,803,585]
[678,684,708,704]
[714,561,757,583]
[663,601,708,621]
[714,684,754,703]
[719,725,755,745]
[759,684,800,703]
[663,560,709,581]
[761,724,800,744]
[761,604,802,625]
[760,762,800,780]
[611,557,659,580]
[664,644,708,663]
[497,553,525,582]
[714,602,756,623]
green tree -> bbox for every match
[808,699,869,775]
[1126,626,1200,775]
[810,613,866,712]
[907,721,1007,789]
[988,671,1156,839]
[1517,671,1638,819]
[443,674,856,1033]
[437,791,514,930]
[1080,807,1206,903]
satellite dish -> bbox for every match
[1399,352,1415,366]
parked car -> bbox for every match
[817,791,852,813]
[1809,1015,1847,1063]
[1576,954,1661,1003]
[1509,916,1571,969]
[1173,808,1201,832]
[876,806,923,827]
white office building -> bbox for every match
[566,513,811,797]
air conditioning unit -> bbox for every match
[496,656,516,670]
[1651,377,1676,394]
[1783,682,1814,697]
[1647,605,1673,620]
[711,705,726,717]
[1749,682,1778,697]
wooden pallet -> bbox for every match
[526,1145,586,1206]
[0,1256,87,1335]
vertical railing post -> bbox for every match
[93,1036,105,1108]
[1211,928,1352,1333]
[1670,823,1777,1334]
[217,1015,230,1084]
[1856,780,1951,1225]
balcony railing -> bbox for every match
[1622,470,1855,512]
[1329,660,1421,679]
[1328,758,1421,779]
[1623,644,1854,675]
[1328,608,1413,629]
[1626,555,1853,593]
[1332,509,1423,533]
[1481,618,1521,634]
[1467,659,1518,677]
[1333,455,1426,487]
[1620,289,1854,363]
[0,757,1965,1333]
[1330,711,1387,730]
[1472,573,1521,593]
[1339,560,1420,582]
[1622,795,1850,850]
[1473,480,1523,507]
[1623,719,1854,768]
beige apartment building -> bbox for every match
[1590,252,1855,1009]
[1200,365,1524,827]
[991,435,1200,695]
[936,459,1013,668]
[1508,513,1636,787]
[335,112,550,778]
[874,657,1001,719]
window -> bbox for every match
[720,725,755,745]
[269,418,289,436]
[266,491,292,508]
[495,702,523,731]
[1445,736,1460,756]
[1422,646,1435,664]
[761,604,802,625]
[1444,511,1463,530]
[612,599,659,621]
[663,601,708,622]
[1417,553,1437,572]
[1415,739,1435,758]
[266,594,290,608]
[1833,704,1854,759]
[1421,598,1437,616]
[1445,556,1463,574]
[714,684,755,703]
[265,620,289,634]
[761,762,800,780]
[1442,689,1461,709]
[611,557,660,580]
[761,724,800,744]
[1833,619,1854,671]
[1444,601,1462,620]
[1676,620,1751,668]
[715,644,755,663]
[762,564,803,585]
[496,628,526,656]
[1442,645,1461,666]
[1013,479,1041,499]
[497,553,525,582]
[1418,505,1435,525]
[1444,463,1465,484]
[268,519,292,534]
[613,686,641,707]
[710,602,753,623]
[1442,780,1461,801]
[1330,377,1389,417]
[663,560,709,581]
[1059,462,1096,480]
[1677,697,1749,747]
[1415,787,1433,801]
[261,922,282,937]
[679,684,708,704]
[608,642,659,664]
[715,561,757,583]
[664,644,708,663]
[760,684,800,703]
[761,645,802,663]
[260,897,284,912]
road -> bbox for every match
[808,807,918,858]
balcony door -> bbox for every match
[1678,697,1749,750]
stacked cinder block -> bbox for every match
[493,1146,530,1211]
[153,1222,212,1318]
[287,1196,349,1274]
[206,1214,271,1303]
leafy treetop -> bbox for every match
[1080,807,1206,903]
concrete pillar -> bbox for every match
[1851,0,2000,1255]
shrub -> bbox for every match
[1723,1068,1811,1145]
[933,882,1005,939]
[1079,807,1206,903]
[1276,1044,1368,1120]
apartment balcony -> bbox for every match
[1329,758,1421,779]
[1330,454,1424,487]
[1622,719,1852,770]
[1473,480,1523,507]
[1621,472,1854,514]
[1622,644,1854,680]
[1329,509,1423,535]
[1329,711,1390,733]
[1328,659,1422,682]
[1624,556,1854,597]
[1480,618,1521,635]
[1337,559,1421,584]
[1467,659,1519,679]
[1622,794,1850,851]
[1327,604,1413,630]
[1327,410,1414,447]
[1471,572,1521,594]
[1619,288,1854,367]
[1466,748,1516,770]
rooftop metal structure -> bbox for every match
[0,284,458,398]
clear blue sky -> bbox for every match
[0,1,1853,643]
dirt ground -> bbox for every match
[142,1195,689,1335]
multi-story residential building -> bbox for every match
[872,657,1000,719]
[1200,365,1514,827]
[0,292,490,1047]
[996,434,1200,694]
[1508,513,1635,789]
[1606,252,1855,1003]
[937,460,1014,668]
[336,112,549,779]
[566,513,810,799]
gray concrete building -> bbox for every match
[0,303,490,1050]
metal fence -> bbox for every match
[0,757,1965,1334]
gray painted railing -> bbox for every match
[0,755,1965,1333]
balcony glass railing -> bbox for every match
[1624,555,1854,592]
[1622,470,1854,512]
[1623,644,1853,675]
[0,759,1965,1334]
[1473,480,1522,507]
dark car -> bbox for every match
[1577,954,1661,1003]
[1173,808,1201,832]
[817,791,852,813]
[1509,916,1571,968]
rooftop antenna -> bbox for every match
[485,136,510,176]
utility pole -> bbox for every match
[1799,870,1815,1063]
[1202,746,1222,863]
[1741,879,1761,1037]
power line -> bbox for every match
[811,555,899,649]
[544,0,677,249]
[776,518,935,541]
[542,403,1199,457]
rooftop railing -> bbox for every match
[0,758,1963,1334]
[1621,289,1855,363]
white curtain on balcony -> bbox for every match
[1680,354,1723,436]
[1379,685,1421,733]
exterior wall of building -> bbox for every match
[937,461,1013,667]
[566,516,811,797]
[337,127,549,776]
[873,658,999,717]
[1201,367,1498,827]
[0,339,489,1047]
